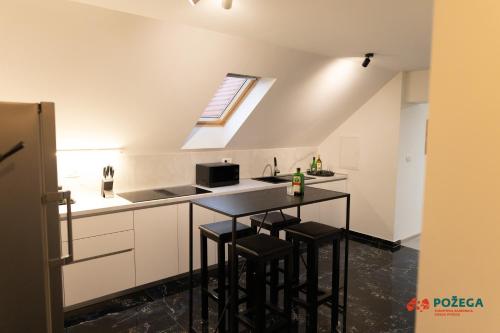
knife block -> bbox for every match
[101,178,114,198]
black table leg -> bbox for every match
[270,229,280,305]
[230,217,238,332]
[201,234,208,326]
[297,205,301,219]
[343,195,350,333]
[217,241,227,333]
[189,203,194,332]
[332,238,340,332]
[306,243,319,332]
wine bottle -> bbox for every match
[311,156,317,172]
[317,155,323,171]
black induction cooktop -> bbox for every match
[118,185,211,203]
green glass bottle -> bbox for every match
[311,156,317,172]
[292,167,305,196]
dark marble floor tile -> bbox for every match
[65,240,419,333]
[64,291,154,328]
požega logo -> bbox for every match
[407,298,430,312]
[407,296,484,317]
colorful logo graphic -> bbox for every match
[406,296,484,317]
[406,297,430,312]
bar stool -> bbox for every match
[228,233,293,333]
[250,211,300,304]
[284,222,342,333]
[250,211,301,235]
[199,220,255,332]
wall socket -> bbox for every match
[222,157,232,163]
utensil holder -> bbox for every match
[101,178,114,198]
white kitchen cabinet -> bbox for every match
[309,180,347,228]
[61,230,134,261]
[60,211,133,241]
[61,211,137,307]
[214,212,253,227]
[299,202,321,222]
[134,205,180,286]
[178,203,217,274]
[282,198,320,222]
[63,250,135,306]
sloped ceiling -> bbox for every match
[0,0,400,152]
[74,0,433,71]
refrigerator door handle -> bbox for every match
[61,191,74,265]
[0,141,24,164]
[45,191,74,266]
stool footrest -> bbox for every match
[203,285,248,304]
[293,288,334,307]
[237,304,289,331]
[265,278,285,290]
[324,301,345,314]
[292,281,308,291]
[265,266,285,276]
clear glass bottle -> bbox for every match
[317,155,323,171]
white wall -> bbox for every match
[394,103,428,240]
[57,146,317,194]
[319,73,403,241]
[404,70,429,103]
[0,0,395,153]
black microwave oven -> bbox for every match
[196,163,239,188]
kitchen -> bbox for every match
[3,1,497,333]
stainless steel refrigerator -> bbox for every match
[0,102,70,333]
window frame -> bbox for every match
[196,74,258,127]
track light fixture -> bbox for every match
[188,0,233,9]
[362,53,374,68]
[222,0,232,9]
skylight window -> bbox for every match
[197,74,257,126]
[183,75,276,150]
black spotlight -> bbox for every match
[362,53,374,68]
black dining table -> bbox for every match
[188,185,350,332]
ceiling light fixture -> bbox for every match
[222,0,232,9]
[362,53,374,68]
[188,0,200,5]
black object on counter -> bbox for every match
[196,162,239,188]
[307,170,336,177]
[118,185,211,203]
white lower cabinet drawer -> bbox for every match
[60,211,134,242]
[61,230,134,261]
[63,250,135,307]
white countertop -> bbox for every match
[59,173,347,220]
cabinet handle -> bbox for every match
[46,191,74,266]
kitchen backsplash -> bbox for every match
[57,147,318,193]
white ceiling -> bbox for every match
[74,0,434,71]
